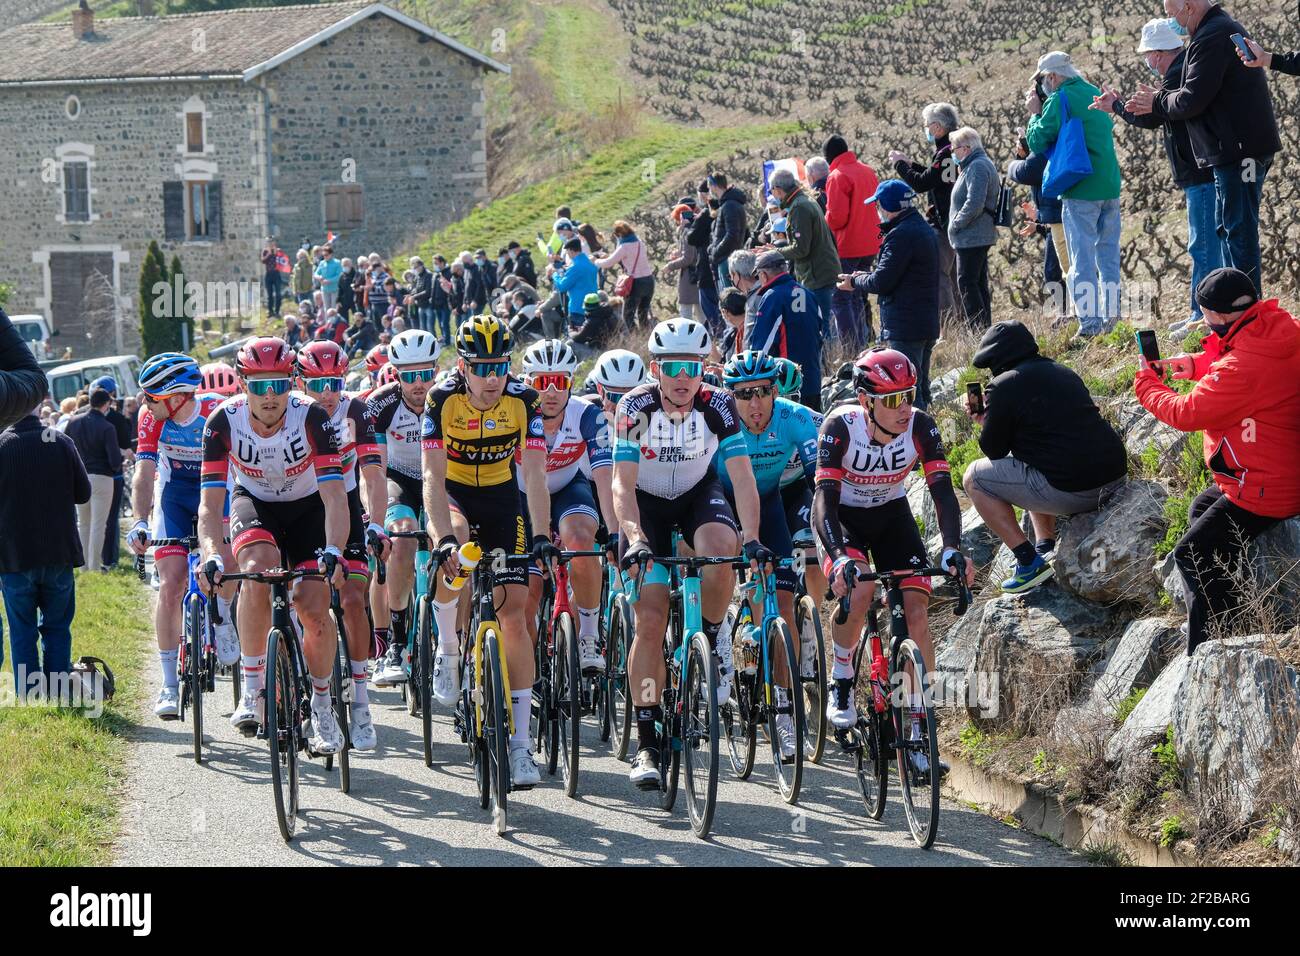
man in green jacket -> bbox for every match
[1027,51,1123,338]
[766,168,843,342]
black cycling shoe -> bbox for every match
[629,748,661,790]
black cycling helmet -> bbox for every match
[456,314,513,360]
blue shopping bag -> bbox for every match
[1041,94,1093,199]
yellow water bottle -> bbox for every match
[444,541,482,591]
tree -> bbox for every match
[139,241,170,356]
[169,253,194,352]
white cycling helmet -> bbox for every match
[388,329,439,367]
[521,339,579,376]
[648,318,711,357]
[591,349,648,390]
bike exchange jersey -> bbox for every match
[420,371,544,488]
[136,392,226,491]
[815,405,951,509]
[517,395,612,494]
[366,382,425,481]
[719,397,819,498]
[325,395,381,493]
[613,382,746,499]
[201,394,343,502]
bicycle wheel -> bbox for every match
[796,594,828,764]
[416,594,434,767]
[681,633,720,838]
[893,637,940,849]
[721,605,756,780]
[531,623,550,772]
[765,618,804,805]
[265,628,301,842]
[403,594,419,718]
[608,595,633,760]
[330,610,351,794]
[556,611,581,797]
[483,628,510,836]
[228,590,242,710]
[469,643,490,810]
[596,571,612,742]
[657,683,680,814]
[187,596,204,764]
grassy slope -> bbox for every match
[0,564,150,866]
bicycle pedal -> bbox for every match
[511,783,537,792]
[158,713,180,722]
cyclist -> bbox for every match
[295,340,387,750]
[420,314,553,787]
[774,357,829,630]
[127,352,239,720]
[719,350,819,760]
[363,344,389,389]
[589,349,647,420]
[811,347,974,775]
[612,318,769,790]
[363,328,441,686]
[200,361,240,397]
[198,336,352,754]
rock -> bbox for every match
[934,594,984,706]
[821,361,856,411]
[1055,479,1168,606]
[905,472,937,542]
[928,367,963,407]
[1250,518,1300,629]
[927,505,998,568]
[1114,398,1185,462]
[1105,654,1193,766]
[1171,638,1300,829]
[1155,550,1187,615]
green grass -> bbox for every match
[1113,686,1147,724]
[532,2,628,116]
[1155,438,1212,558]
[1158,814,1187,848]
[958,721,995,768]
[1151,725,1181,794]
[0,563,150,865]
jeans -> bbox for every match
[2,565,76,695]
[77,474,115,572]
[1043,229,1063,290]
[955,245,993,331]
[833,255,875,346]
[622,275,655,329]
[320,289,338,313]
[716,262,731,294]
[885,338,936,410]
[1062,197,1122,334]
[101,475,124,568]
[1212,156,1270,296]
[432,305,452,343]
[697,284,721,339]
[263,272,283,316]
[936,226,961,323]
[1184,182,1225,319]
[415,304,434,334]
[809,285,835,344]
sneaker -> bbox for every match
[213,619,240,667]
[350,703,377,751]
[775,713,797,761]
[509,746,541,788]
[230,689,263,736]
[1034,539,1057,560]
[826,677,857,730]
[714,620,734,707]
[309,704,343,755]
[799,633,817,680]
[372,644,408,686]
[432,653,460,707]
[1000,554,1054,594]
[154,686,180,720]
[579,634,606,674]
[629,747,661,790]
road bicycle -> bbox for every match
[604,548,634,760]
[792,546,828,764]
[387,526,436,766]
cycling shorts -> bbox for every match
[385,470,423,528]
[619,475,737,587]
[152,480,228,560]
[520,473,600,577]
[782,481,815,548]
[230,488,367,575]
[447,479,528,589]
[815,497,931,594]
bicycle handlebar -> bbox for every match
[366,529,387,586]
[832,556,972,626]
[218,568,327,586]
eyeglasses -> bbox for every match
[245,377,292,396]
[468,360,511,378]
[732,384,774,401]
[398,368,437,384]
[659,360,703,379]
[875,388,916,410]
[598,386,628,404]
[302,376,344,394]
[528,372,572,392]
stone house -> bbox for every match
[0,1,507,356]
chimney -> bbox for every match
[72,0,94,39]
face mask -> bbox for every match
[1169,16,1188,37]
[1207,319,1233,338]
[925,129,936,145]
[1147,61,1164,78]
[498,257,507,266]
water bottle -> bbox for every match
[443,541,482,591]
[870,651,888,714]
[738,623,759,676]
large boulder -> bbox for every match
[933,593,985,708]
[1113,398,1186,462]
[905,472,937,542]
[1250,518,1300,630]
[1171,637,1300,829]
[1105,653,1194,767]
[1054,479,1168,606]
[927,505,999,569]
[1154,550,1187,615]
[928,367,963,408]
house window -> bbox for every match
[163,179,222,242]
[323,184,365,231]
[185,112,204,154]
[187,181,211,238]
[63,161,90,222]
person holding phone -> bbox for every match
[1234,33,1299,76]
[962,321,1127,594]
[1135,268,1300,654]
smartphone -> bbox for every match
[1231,33,1254,60]
[1135,329,1161,363]
[966,381,984,415]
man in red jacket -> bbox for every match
[823,134,882,344]
[1135,268,1300,653]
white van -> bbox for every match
[8,314,57,361]
[47,355,142,404]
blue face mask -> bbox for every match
[925,129,936,145]
[1147,61,1164,78]
[1169,16,1188,37]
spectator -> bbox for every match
[474,248,498,295]
[92,376,132,569]
[823,134,883,346]
[290,248,314,306]
[1236,34,1300,77]
[571,291,618,354]
[1126,1,1280,296]
[839,180,940,409]
[337,257,357,320]
[260,236,285,316]
[352,258,370,320]
[448,259,467,329]
[430,254,454,346]
[390,315,407,335]
[963,321,1128,593]
[366,253,392,326]
[64,388,122,573]
[551,219,590,258]
[688,180,722,333]
[706,172,750,292]
[726,248,763,335]
[1006,137,1070,320]
[0,394,91,700]
[460,251,487,316]
[890,102,963,324]
[344,311,378,359]
[947,126,1001,331]
[321,308,350,346]
[747,249,823,411]
[1135,268,1300,653]
[549,238,599,331]
[748,194,781,249]
[313,244,342,313]
[595,220,656,329]
[282,314,304,349]
[406,256,434,333]
[663,204,701,322]
[1027,51,1123,338]
[507,241,538,288]
[715,287,749,363]
[55,397,77,430]
[806,156,830,212]
[767,167,842,347]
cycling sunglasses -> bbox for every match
[245,377,292,396]
[468,360,511,378]
[398,368,438,384]
[598,385,628,404]
[659,360,703,379]
[302,376,345,394]
[733,384,774,401]
[875,387,916,410]
[528,372,572,392]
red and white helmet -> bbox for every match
[200,361,239,396]
[375,362,400,387]
[853,346,917,396]
[236,336,295,376]
[364,344,390,373]
[297,340,349,378]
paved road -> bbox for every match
[115,662,1084,867]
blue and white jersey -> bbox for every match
[718,397,819,498]
[780,405,824,488]
[518,394,612,494]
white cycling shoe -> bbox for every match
[509,746,541,788]
[213,620,240,667]
[826,678,858,730]
[350,703,377,751]
[432,653,460,707]
[714,621,734,706]
[309,705,343,755]
[579,635,606,674]
[371,644,408,687]
[629,748,661,790]
[154,686,179,720]
[231,689,263,736]
[775,713,798,761]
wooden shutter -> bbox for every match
[207,180,222,239]
[163,181,185,240]
[322,184,341,231]
[186,113,204,153]
[344,185,364,229]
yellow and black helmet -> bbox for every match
[456,314,513,360]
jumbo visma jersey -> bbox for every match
[420,371,544,487]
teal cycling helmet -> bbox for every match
[774,358,802,396]
[139,352,201,397]
[723,349,779,386]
